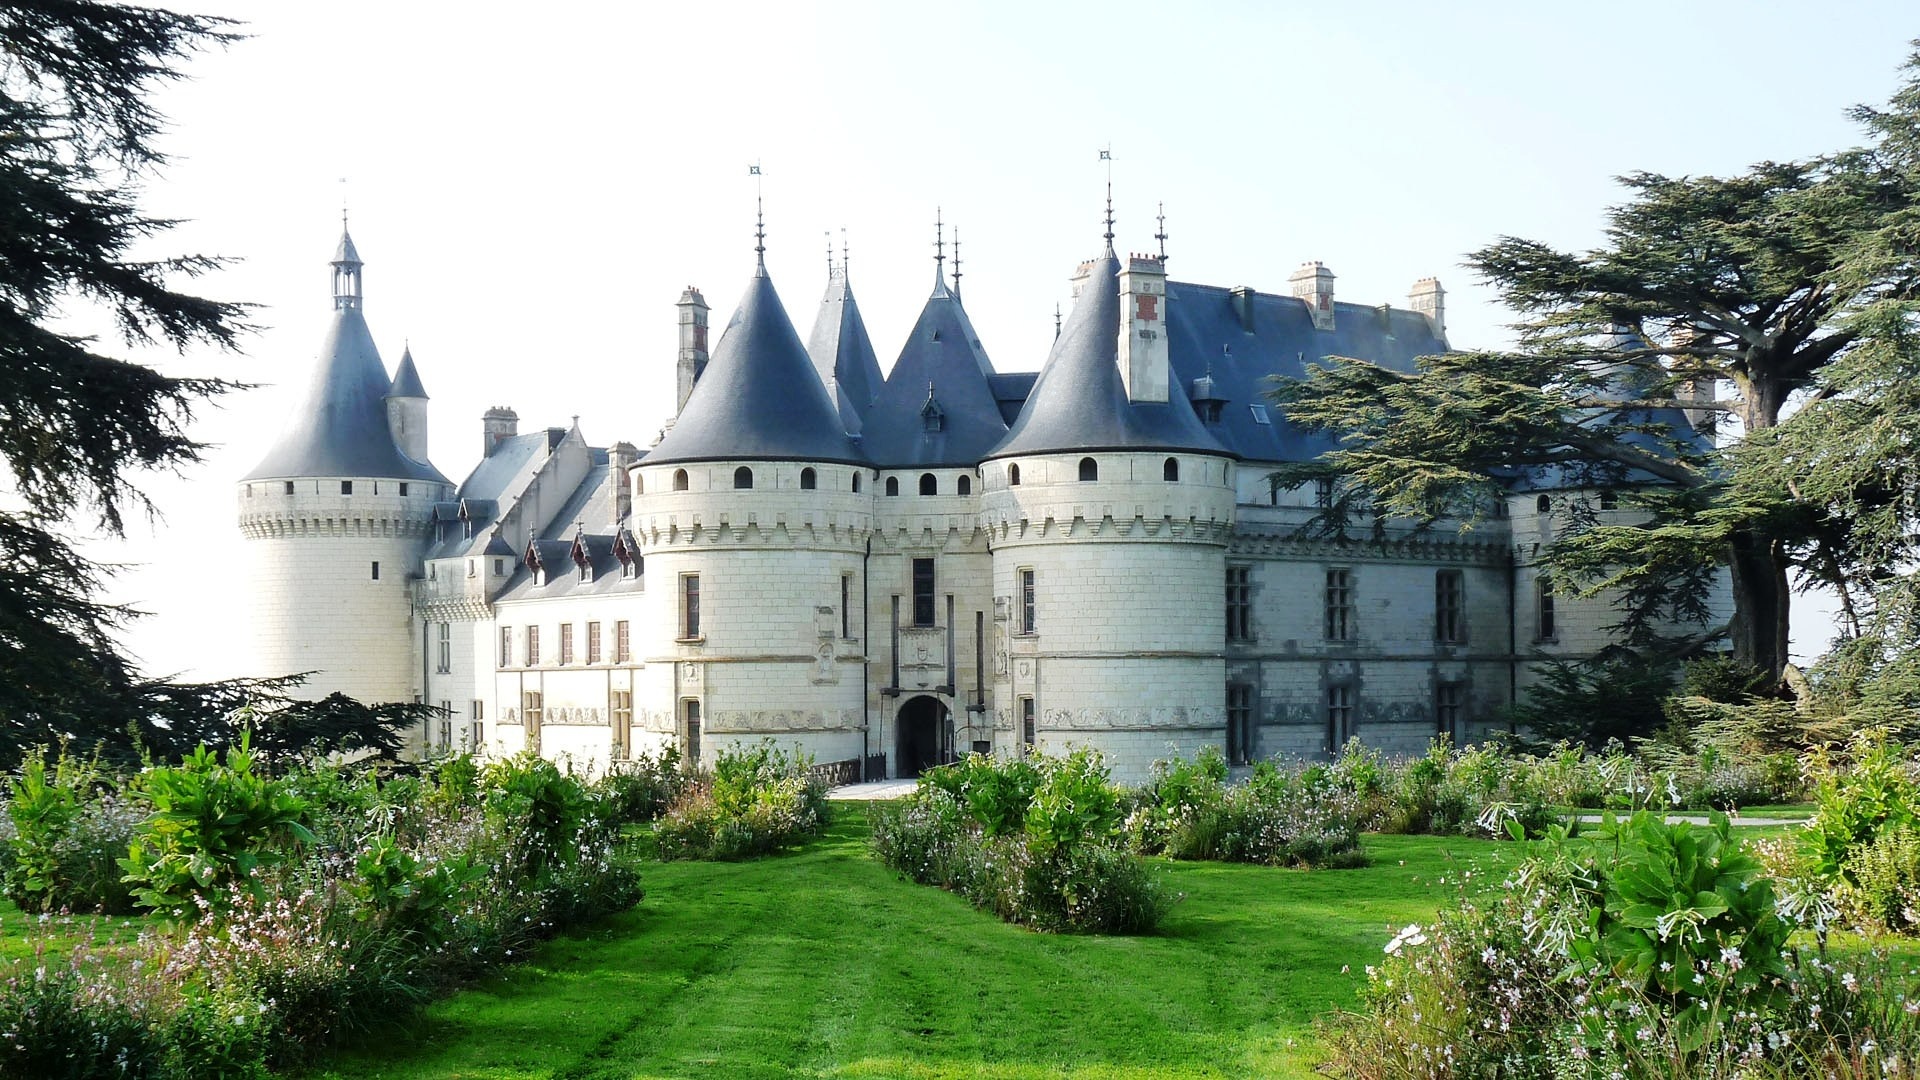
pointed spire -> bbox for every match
[332,212,363,310]
[1155,202,1168,261]
[951,226,962,295]
[933,207,945,272]
[388,342,428,399]
[840,227,849,277]
[1054,302,1063,340]
[825,230,834,276]
[753,192,767,275]
[1102,181,1116,257]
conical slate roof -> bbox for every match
[387,344,428,399]
[989,253,1230,460]
[805,265,883,434]
[646,265,868,467]
[861,266,1008,467]
[242,305,448,482]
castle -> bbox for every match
[235,209,1728,783]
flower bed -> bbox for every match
[871,750,1172,934]
[653,742,829,860]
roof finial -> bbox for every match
[825,230,833,275]
[933,207,945,270]
[1155,202,1168,261]
[951,226,962,293]
[840,227,849,276]
[1054,301,1063,340]
[1099,146,1115,256]
[749,162,765,272]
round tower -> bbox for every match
[981,241,1236,784]
[632,229,874,773]
[236,220,450,704]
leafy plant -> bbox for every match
[120,738,315,918]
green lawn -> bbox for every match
[308,809,1518,1080]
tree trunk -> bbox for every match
[1726,525,1791,685]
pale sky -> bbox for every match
[65,1,1916,679]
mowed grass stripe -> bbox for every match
[310,813,1513,1079]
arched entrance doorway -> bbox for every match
[896,695,953,778]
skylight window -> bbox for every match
[1250,404,1271,425]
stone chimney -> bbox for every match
[1118,254,1169,404]
[1409,277,1446,340]
[482,406,518,458]
[676,286,709,415]
[607,441,639,526]
[1289,261,1336,331]
[1068,259,1097,301]
[1228,286,1256,333]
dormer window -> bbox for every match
[614,531,642,580]
[571,537,592,582]
[921,386,945,433]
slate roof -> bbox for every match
[423,429,564,560]
[861,267,1009,468]
[988,254,1230,460]
[387,345,428,399]
[492,458,646,601]
[646,264,869,467]
[242,302,449,483]
[805,265,883,434]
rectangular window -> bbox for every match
[438,701,452,750]
[341,480,353,495]
[284,480,295,495]
[522,690,543,726]
[1324,568,1354,641]
[1018,568,1037,635]
[436,622,452,673]
[499,625,512,667]
[615,620,631,663]
[841,575,852,638]
[526,625,540,666]
[399,482,410,497]
[1326,684,1354,754]
[611,691,633,759]
[1436,682,1465,742]
[681,574,701,639]
[1315,477,1335,509]
[683,699,702,765]
[471,699,484,720]
[1020,697,1036,749]
[1537,578,1557,640]
[1226,683,1255,765]
[370,561,380,581]
[1226,566,1252,642]
[467,559,476,578]
[587,621,602,664]
[1435,570,1465,644]
[469,719,484,750]
[558,623,574,665]
[912,558,936,627]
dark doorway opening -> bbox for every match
[896,695,953,778]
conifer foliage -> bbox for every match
[0,2,248,761]
[1271,51,1920,685]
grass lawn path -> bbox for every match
[309,811,1514,1080]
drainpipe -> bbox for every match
[1507,547,1518,733]
[420,615,432,758]
[862,536,872,778]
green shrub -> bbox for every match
[1805,729,1919,881]
[594,748,686,823]
[482,753,590,881]
[1836,823,1920,933]
[2,751,140,914]
[654,743,827,860]
[869,787,965,885]
[1023,748,1121,853]
[121,739,315,919]
[923,752,1042,837]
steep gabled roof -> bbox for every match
[645,265,868,467]
[861,268,1009,467]
[805,265,883,433]
[989,254,1229,460]
[242,303,449,482]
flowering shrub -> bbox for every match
[594,748,689,824]
[873,751,1172,934]
[1122,753,1369,868]
[653,742,828,860]
[1323,813,1919,1078]
[1807,730,1920,881]
[0,745,644,1075]
[2,751,140,914]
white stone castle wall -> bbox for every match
[237,479,435,705]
